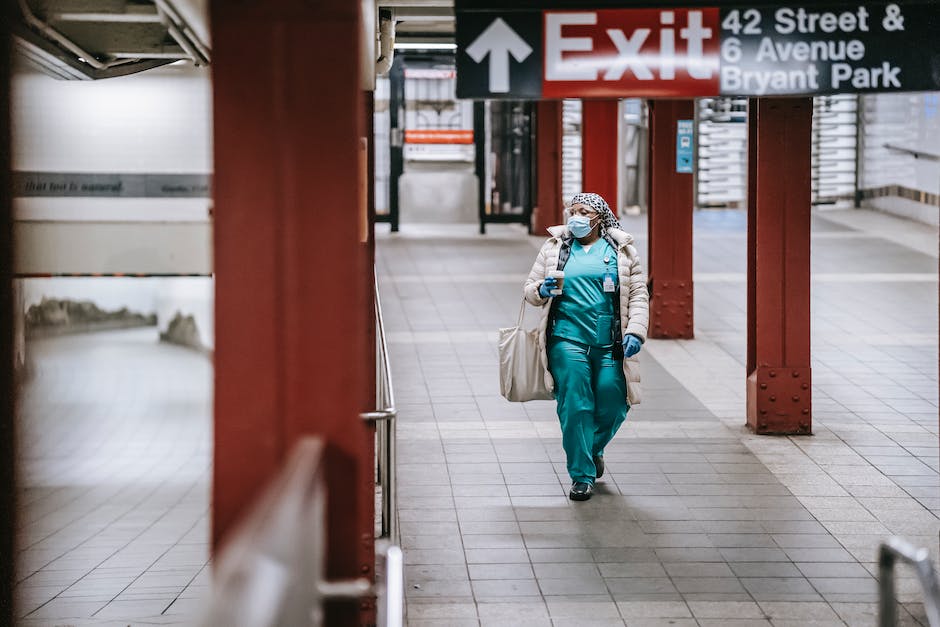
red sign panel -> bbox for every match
[541,8,720,98]
[404,130,474,144]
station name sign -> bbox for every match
[455,1,940,98]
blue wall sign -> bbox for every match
[676,120,694,174]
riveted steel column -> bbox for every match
[647,100,695,340]
[534,100,563,234]
[211,2,372,624]
[746,98,813,435]
[582,99,619,215]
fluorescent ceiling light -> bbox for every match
[393,42,456,50]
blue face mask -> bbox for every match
[568,215,595,238]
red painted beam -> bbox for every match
[582,99,619,215]
[534,100,563,234]
[647,99,695,340]
[746,98,813,435]
[211,1,373,623]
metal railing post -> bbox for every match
[879,543,899,627]
[361,278,398,544]
[879,537,940,627]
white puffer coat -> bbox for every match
[523,225,650,405]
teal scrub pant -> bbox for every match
[548,337,629,484]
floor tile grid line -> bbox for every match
[22,500,204,618]
[16,445,207,572]
[88,482,210,618]
[16,447,202,556]
[17,465,174,579]
[616,213,924,612]
[378,217,936,627]
[786,422,940,517]
[617,447,829,620]
[159,534,212,616]
[713,456,899,615]
[532,425,620,613]
[16,485,72,512]
[397,279,461,618]
[791,435,940,513]
[643,273,939,547]
[794,432,938,478]
[412,269,601,617]
[22,468,207,618]
[548,444,776,625]
[16,397,207,529]
[517,410,786,619]
[15,330,213,625]
[16,482,118,545]
[740,432,938,576]
[434,380,471,608]
[15,415,171,526]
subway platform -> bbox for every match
[10,207,938,626]
[14,330,211,625]
[376,208,939,626]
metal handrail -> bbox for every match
[884,144,940,163]
[199,437,403,627]
[362,278,398,544]
[879,537,940,626]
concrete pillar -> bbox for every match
[211,1,374,624]
[647,100,695,340]
[534,100,563,234]
[582,99,619,214]
[746,98,813,435]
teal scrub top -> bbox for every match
[550,239,619,348]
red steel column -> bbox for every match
[647,99,695,340]
[581,99,619,214]
[211,2,373,624]
[534,100,563,233]
[746,98,813,435]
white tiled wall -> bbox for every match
[12,64,211,175]
[12,62,214,347]
[860,93,940,225]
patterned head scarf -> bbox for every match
[569,192,620,234]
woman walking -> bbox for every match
[524,192,649,501]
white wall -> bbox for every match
[860,93,940,225]
[12,62,212,175]
[12,61,215,348]
[20,277,214,348]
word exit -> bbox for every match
[542,8,720,98]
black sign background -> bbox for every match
[456,11,543,99]
[721,3,940,96]
[456,1,940,98]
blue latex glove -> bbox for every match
[622,334,642,358]
[538,277,558,298]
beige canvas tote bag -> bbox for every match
[498,300,554,402]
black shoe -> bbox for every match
[569,481,594,501]
[593,455,605,479]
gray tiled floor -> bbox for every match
[376,208,938,626]
[11,207,936,626]
[15,329,211,625]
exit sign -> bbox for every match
[456,1,940,99]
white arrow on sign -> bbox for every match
[465,17,532,93]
